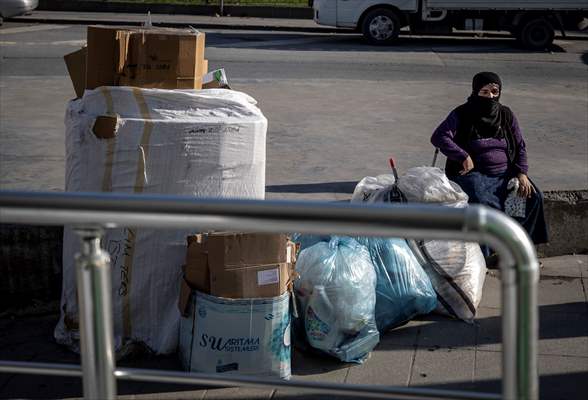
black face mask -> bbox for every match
[465,94,504,139]
[468,95,501,117]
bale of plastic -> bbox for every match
[57,87,267,354]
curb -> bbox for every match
[38,0,314,19]
[9,16,341,34]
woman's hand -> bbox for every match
[460,156,474,175]
[517,173,535,198]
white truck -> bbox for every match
[312,0,588,49]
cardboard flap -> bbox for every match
[64,47,87,98]
[178,277,192,317]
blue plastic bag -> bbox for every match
[294,237,379,363]
[356,237,437,332]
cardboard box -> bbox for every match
[65,25,206,97]
[183,233,294,301]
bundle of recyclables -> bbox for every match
[289,166,489,362]
[293,237,379,363]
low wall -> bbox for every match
[38,0,315,19]
[537,190,588,257]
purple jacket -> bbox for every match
[431,110,529,175]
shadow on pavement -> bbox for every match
[379,302,588,349]
[415,371,588,400]
[207,31,571,53]
[266,181,357,194]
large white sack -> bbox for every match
[56,87,267,354]
[397,166,486,321]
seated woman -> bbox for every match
[431,72,548,260]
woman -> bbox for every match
[431,72,548,258]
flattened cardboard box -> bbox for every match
[183,233,293,302]
[65,25,205,97]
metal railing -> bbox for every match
[0,191,539,400]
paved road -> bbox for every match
[1,21,587,198]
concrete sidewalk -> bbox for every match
[1,254,586,399]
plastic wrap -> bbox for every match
[397,166,468,207]
[505,177,526,217]
[294,237,379,362]
[356,237,437,331]
[57,87,267,354]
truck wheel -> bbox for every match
[519,18,555,50]
[362,8,401,45]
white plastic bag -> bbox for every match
[504,178,526,217]
[294,237,379,362]
[398,167,468,207]
[413,240,487,321]
[351,174,397,203]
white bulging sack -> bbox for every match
[56,87,267,354]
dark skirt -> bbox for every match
[450,171,548,245]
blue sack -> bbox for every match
[293,237,379,363]
[356,237,437,332]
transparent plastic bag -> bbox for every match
[356,237,437,331]
[398,167,468,207]
[351,174,400,203]
[294,237,379,362]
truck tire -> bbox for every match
[519,18,555,50]
[362,8,401,45]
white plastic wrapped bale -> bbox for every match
[398,166,487,321]
[56,87,268,354]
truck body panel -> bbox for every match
[426,0,588,10]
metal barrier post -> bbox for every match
[74,227,117,399]
[481,209,539,400]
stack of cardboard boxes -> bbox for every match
[178,233,296,379]
[64,25,228,99]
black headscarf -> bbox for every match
[463,71,507,139]
[446,72,517,176]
